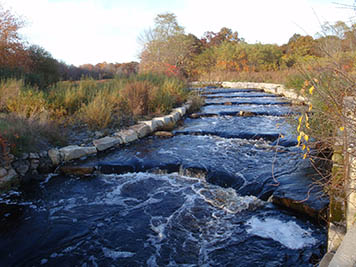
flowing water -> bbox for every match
[0,88,327,266]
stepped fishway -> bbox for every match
[0,86,327,266]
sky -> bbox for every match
[2,0,355,66]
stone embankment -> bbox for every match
[0,103,191,190]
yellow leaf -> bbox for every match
[302,144,306,150]
[297,135,302,146]
[309,86,314,95]
[308,104,312,112]
[298,115,303,123]
[306,122,310,129]
[297,125,301,132]
[303,153,307,159]
[340,126,344,131]
[280,134,284,138]
[304,134,309,142]
[305,113,309,122]
[307,147,310,152]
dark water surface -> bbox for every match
[0,88,326,266]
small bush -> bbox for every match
[188,93,205,113]
[285,73,306,92]
[0,115,65,155]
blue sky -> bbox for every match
[3,0,355,66]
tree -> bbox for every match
[201,27,241,48]
[139,13,201,77]
[0,4,28,69]
[26,45,60,89]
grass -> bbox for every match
[0,74,191,154]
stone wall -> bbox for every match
[221,81,307,103]
[218,81,356,265]
[0,102,192,190]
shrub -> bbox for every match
[0,115,65,155]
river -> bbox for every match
[0,87,327,266]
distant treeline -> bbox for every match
[0,4,138,90]
[139,13,356,81]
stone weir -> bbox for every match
[56,83,328,222]
[0,82,328,221]
[0,102,192,190]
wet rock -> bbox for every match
[12,160,30,176]
[271,195,326,220]
[224,102,232,105]
[0,167,7,178]
[114,129,138,144]
[38,157,54,174]
[48,148,62,166]
[0,168,18,188]
[130,124,152,138]
[30,159,40,170]
[21,153,29,160]
[93,136,122,152]
[189,113,200,119]
[29,153,40,159]
[60,166,95,175]
[154,131,174,138]
[59,145,97,162]
[39,151,48,158]
[238,111,255,117]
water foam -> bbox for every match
[102,247,135,259]
[245,217,317,249]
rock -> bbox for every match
[48,148,62,166]
[114,129,138,144]
[130,124,152,138]
[0,168,18,188]
[151,117,165,128]
[153,116,172,128]
[170,111,181,123]
[59,145,97,162]
[94,131,104,138]
[12,160,30,176]
[30,159,40,170]
[173,107,187,116]
[189,113,200,119]
[0,168,7,178]
[154,131,174,138]
[40,151,48,158]
[21,153,29,160]
[7,154,14,163]
[238,111,255,117]
[93,136,122,151]
[60,166,95,175]
[224,102,233,105]
[139,120,158,132]
[29,153,40,159]
[271,195,325,220]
